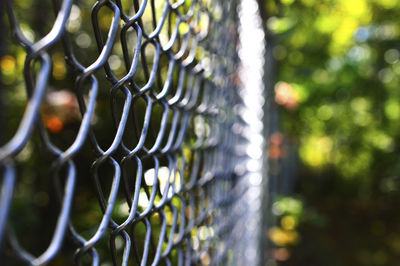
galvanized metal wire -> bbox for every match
[0,0,266,265]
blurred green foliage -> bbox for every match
[262,0,400,265]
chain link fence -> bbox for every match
[0,0,269,265]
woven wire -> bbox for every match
[0,0,258,265]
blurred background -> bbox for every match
[3,0,400,265]
[258,0,400,265]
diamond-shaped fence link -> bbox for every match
[0,0,268,265]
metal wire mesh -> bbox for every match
[0,0,265,265]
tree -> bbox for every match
[259,0,400,265]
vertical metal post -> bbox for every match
[238,1,267,265]
[253,1,279,264]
